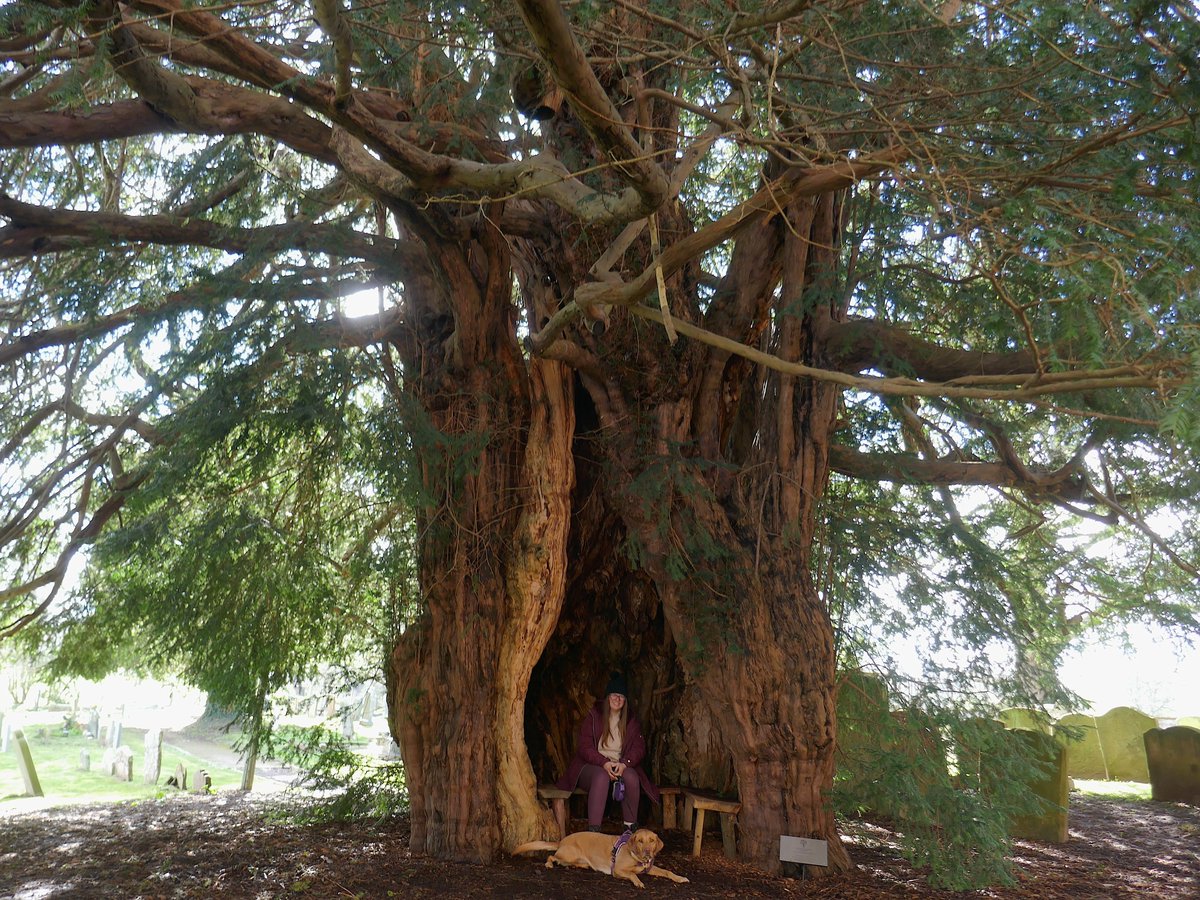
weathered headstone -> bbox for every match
[107,719,123,750]
[1177,716,1200,731]
[86,710,101,739]
[1144,726,1200,804]
[112,746,134,782]
[341,712,356,740]
[1005,729,1069,843]
[143,728,163,785]
[79,749,91,771]
[1000,707,1053,734]
[359,690,375,726]
[165,761,188,790]
[1056,713,1107,779]
[191,768,212,795]
[13,729,44,798]
[1095,706,1155,782]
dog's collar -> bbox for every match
[612,829,655,875]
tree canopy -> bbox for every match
[2,0,1199,885]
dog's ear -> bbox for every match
[652,834,664,856]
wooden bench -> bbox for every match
[537,785,586,839]
[682,789,741,858]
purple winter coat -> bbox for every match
[555,700,660,805]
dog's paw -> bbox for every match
[673,875,690,883]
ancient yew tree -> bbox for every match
[2,0,1199,879]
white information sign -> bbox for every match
[779,835,828,867]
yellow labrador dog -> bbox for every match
[513,827,689,889]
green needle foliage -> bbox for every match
[2,0,1199,885]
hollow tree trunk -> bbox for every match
[582,192,852,873]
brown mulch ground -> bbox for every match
[1,793,1197,899]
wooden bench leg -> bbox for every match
[691,806,706,857]
[552,798,567,840]
[719,812,737,859]
[662,793,677,830]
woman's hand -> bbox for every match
[605,761,625,780]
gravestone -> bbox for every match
[1056,714,1107,779]
[107,719,123,750]
[143,728,163,785]
[1144,726,1200,804]
[191,768,212,795]
[1177,716,1200,731]
[79,749,91,771]
[381,738,402,760]
[341,712,355,740]
[86,710,100,739]
[1006,729,1069,842]
[165,761,188,790]
[359,691,375,726]
[1,719,12,753]
[112,746,134,782]
[13,730,45,797]
[1000,707,1053,734]
[1095,707,1155,782]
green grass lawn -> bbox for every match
[1,729,244,807]
[1072,778,1153,800]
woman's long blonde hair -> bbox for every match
[606,697,628,749]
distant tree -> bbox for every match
[2,0,1198,883]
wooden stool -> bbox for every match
[682,789,741,858]
[658,786,682,830]
[537,785,585,839]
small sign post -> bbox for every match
[780,835,828,878]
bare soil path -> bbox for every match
[0,793,1196,898]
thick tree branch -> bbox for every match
[820,317,1042,380]
[0,194,413,267]
[527,149,907,352]
[625,303,1186,401]
[827,444,1090,499]
[514,0,668,215]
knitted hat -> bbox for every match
[604,671,629,697]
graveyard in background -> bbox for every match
[0,671,394,810]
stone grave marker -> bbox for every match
[1,719,12,753]
[143,728,163,785]
[165,761,188,790]
[13,730,45,797]
[1144,726,1200,804]
[1006,728,1069,843]
[359,691,375,726]
[112,746,134,782]
[79,749,91,771]
[999,707,1053,734]
[1177,716,1200,731]
[191,768,212,795]
[86,710,100,739]
[1095,706,1155,782]
[1056,713,1107,779]
[341,712,356,740]
[107,719,123,750]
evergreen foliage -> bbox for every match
[2,0,1198,885]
